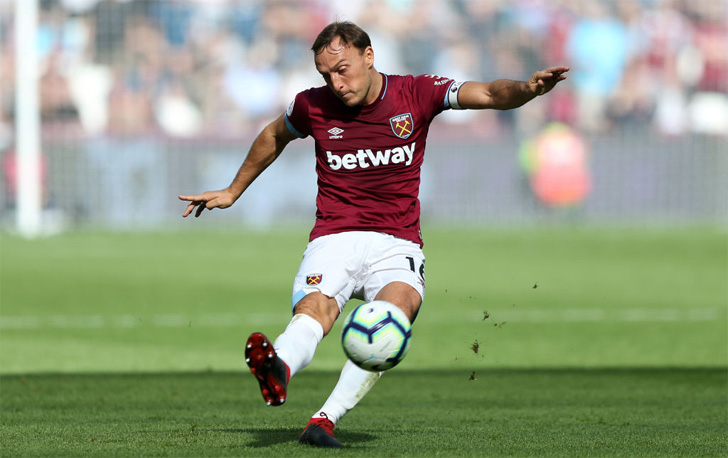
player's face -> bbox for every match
[314,37,375,107]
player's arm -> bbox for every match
[179,113,298,218]
[456,66,569,110]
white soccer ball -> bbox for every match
[341,300,412,372]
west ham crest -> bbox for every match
[306,274,323,286]
[390,113,414,139]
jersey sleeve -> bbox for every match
[284,90,312,138]
[412,74,468,119]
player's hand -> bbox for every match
[528,66,570,96]
[178,189,236,218]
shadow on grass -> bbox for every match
[211,428,376,448]
[212,428,298,447]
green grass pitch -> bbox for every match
[1,227,726,456]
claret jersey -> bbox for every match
[284,73,465,247]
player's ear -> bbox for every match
[364,46,374,68]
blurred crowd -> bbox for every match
[0,0,726,141]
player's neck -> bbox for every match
[362,70,383,106]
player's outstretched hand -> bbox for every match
[179,189,236,218]
[528,66,570,96]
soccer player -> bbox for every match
[179,21,568,448]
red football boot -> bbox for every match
[245,332,290,406]
[298,415,344,448]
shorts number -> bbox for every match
[406,256,425,281]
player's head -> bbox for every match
[312,21,378,107]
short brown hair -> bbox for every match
[311,21,372,55]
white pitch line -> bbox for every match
[0,313,284,330]
[0,308,724,330]
[457,307,725,323]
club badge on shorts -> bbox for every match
[390,113,414,139]
[306,274,323,286]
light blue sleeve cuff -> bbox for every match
[284,114,307,138]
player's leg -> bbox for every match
[246,292,338,406]
[373,280,423,322]
[300,282,421,435]
[300,234,425,447]
[299,359,381,448]
[246,234,360,407]
[300,282,422,448]
[272,292,340,378]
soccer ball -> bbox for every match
[341,300,412,372]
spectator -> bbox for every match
[6,0,723,138]
[566,1,629,133]
[40,50,80,122]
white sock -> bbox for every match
[313,359,383,425]
[273,313,324,377]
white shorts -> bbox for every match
[291,231,426,312]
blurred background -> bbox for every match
[0,0,726,234]
[0,0,726,378]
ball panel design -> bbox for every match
[341,301,412,372]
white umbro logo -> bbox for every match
[328,127,344,139]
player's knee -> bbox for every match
[374,282,422,322]
[293,292,340,336]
